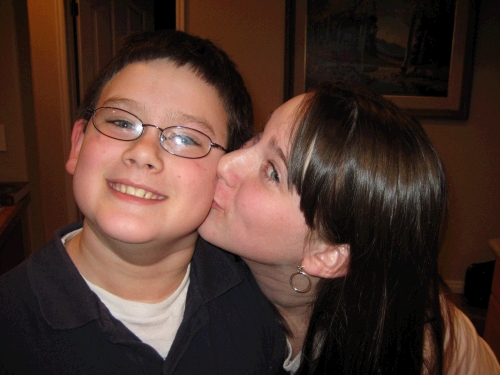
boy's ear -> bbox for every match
[303,242,350,279]
[66,119,87,175]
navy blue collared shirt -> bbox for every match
[0,223,286,374]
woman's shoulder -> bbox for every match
[442,298,500,374]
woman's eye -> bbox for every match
[266,162,280,183]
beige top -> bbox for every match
[284,300,500,374]
[489,238,500,260]
[425,302,500,374]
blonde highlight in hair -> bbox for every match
[287,82,450,374]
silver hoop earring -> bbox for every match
[289,266,312,293]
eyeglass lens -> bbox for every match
[91,107,221,159]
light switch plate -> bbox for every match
[0,124,6,151]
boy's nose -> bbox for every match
[122,128,164,171]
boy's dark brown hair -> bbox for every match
[78,30,253,151]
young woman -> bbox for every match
[199,82,500,374]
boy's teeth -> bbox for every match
[111,183,164,200]
[134,188,145,197]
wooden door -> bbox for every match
[74,0,154,102]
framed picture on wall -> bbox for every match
[284,0,477,119]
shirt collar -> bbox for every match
[28,222,102,330]
[189,236,244,302]
[28,224,245,330]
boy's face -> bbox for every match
[66,59,228,252]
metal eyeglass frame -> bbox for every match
[86,107,227,159]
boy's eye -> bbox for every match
[108,119,137,130]
[161,128,205,150]
[168,133,200,146]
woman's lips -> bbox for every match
[211,199,223,210]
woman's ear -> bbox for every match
[303,242,350,279]
[66,119,87,175]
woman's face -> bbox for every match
[198,95,310,266]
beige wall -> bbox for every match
[185,0,286,130]
[423,0,500,283]
[186,0,500,285]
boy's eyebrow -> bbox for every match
[172,112,216,136]
[101,97,144,111]
[99,97,218,136]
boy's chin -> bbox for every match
[85,218,161,245]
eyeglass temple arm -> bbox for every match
[84,108,96,121]
[211,143,227,152]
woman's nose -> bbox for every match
[122,128,164,171]
[216,147,251,188]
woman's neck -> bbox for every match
[244,259,317,358]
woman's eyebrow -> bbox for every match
[268,136,288,168]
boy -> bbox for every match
[0,30,285,374]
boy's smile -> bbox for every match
[66,59,228,255]
[108,182,166,200]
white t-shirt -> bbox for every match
[84,269,189,359]
[61,229,190,359]
[283,338,301,374]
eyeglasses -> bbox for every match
[87,107,227,159]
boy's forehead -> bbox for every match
[95,59,228,141]
[98,60,223,110]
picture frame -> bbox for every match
[284,0,477,119]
